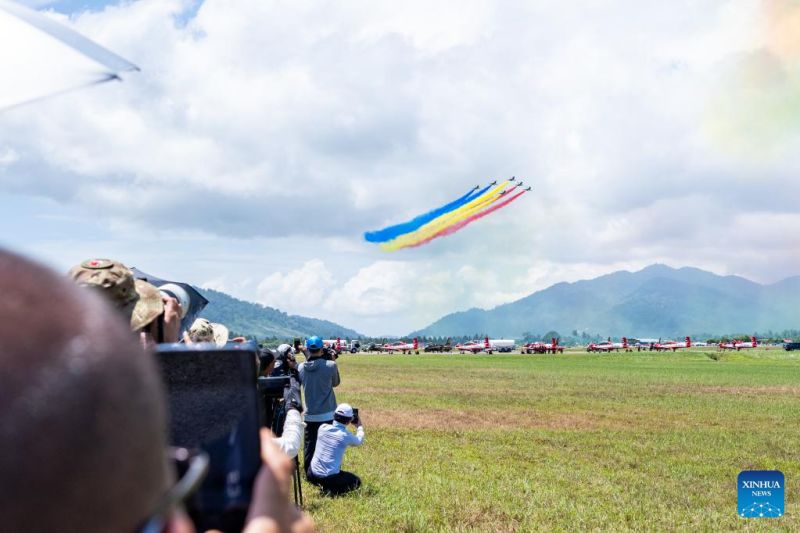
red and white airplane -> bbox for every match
[587,337,629,352]
[384,338,419,354]
[719,336,757,350]
[653,337,691,352]
[734,336,758,350]
[455,339,486,353]
[523,338,564,354]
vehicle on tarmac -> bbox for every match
[783,340,800,351]
[424,339,453,352]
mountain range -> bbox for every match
[409,264,800,338]
[197,287,362,339]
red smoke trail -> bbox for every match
[402,189,528,249]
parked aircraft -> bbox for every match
[729,336,758,350]
[455,340,485,353]
[384,338,420,354]
[653,337,691,351]
[587,337,630,352]
[525,338,564,354]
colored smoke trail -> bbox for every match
[364,183,491,243]
[379,180,511,251]
[397,189,528,250]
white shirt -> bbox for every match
[310,421,364,477]
[272,409,305,459]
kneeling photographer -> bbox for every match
[297,336,340,477]
[307,403,364,496]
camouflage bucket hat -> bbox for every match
[69,258,164,331]
[188,318,229,347]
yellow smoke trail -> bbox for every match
[380,180,510,251]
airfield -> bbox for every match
[305,348,799,531]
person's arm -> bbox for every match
[331,363,340,387]
[348,421,365,446]
[271,409,304,459]
[161,296,182,343]
[246,430,315,533]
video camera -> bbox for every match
[156,341,261,533]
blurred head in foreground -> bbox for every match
[0,249,170,532]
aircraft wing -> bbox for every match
[0,0,139,110]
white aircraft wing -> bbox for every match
[0,0,138,110]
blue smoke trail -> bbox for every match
[364,183,492,243]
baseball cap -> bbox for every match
[188,318,229,347]
[306,336,323,350]
[335,403,354,418]
[68,258,164,331]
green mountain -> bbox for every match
[410,264,800,339]
[197,287,361,339]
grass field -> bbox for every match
[301,349,800,531]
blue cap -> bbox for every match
[306,336,323,350]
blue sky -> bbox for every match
[2,0,799,335]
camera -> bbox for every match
[156,341,261,532]
[322,346,338,361]
[352,407,359,423]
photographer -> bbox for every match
[259,346,304,460]
[68,258,181,345]
[1,250,313,532]
[297,336,340,477]
[307,403,364,496]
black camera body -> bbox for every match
[156,341,262,533]
[322,346,338,361]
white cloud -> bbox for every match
[1,0,799,334]
[256,259,335,314]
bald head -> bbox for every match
[0,250,169,532]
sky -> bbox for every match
[1,0,799,335]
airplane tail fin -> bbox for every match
[751,336,757,346]
[484,336,490,349]
[552,337,557,349]
[413,337,418,350]
[686,336,691,348]
[622,337,628,349]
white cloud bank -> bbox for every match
[1,0,800,335]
